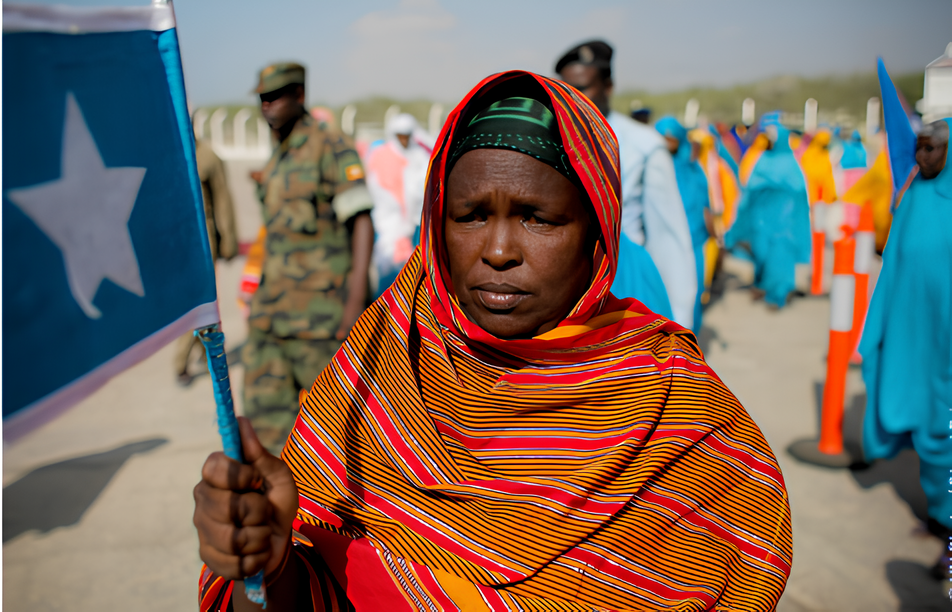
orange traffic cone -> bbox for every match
[849,204,875,364]
[810,202,828,295]
[788,226,857,467]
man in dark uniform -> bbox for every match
[245,62,374,452]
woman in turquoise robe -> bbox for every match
[839,129,868,170]
[860,119,952,553]
[610,236,673,320]
[725,126,812,309]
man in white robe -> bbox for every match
[557,40,697,329]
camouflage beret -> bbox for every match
[254,62,306,95]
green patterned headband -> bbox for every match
[447,97,575,181]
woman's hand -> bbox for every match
[193,417,299,581]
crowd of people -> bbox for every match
[184,39,950,609]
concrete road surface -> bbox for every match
[3,255,950,611]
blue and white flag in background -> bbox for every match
[3,3,219,442]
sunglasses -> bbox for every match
[259,89,289,104]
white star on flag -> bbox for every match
[7,92,147,319]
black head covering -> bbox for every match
[554,40,613,78]
[446,97,575,181]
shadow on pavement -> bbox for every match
[843,391,929,523]
[697,325,727,356]
[803,382,867,463]
[696,261,744,354]
[885,560,952,611]
[851,448,930,524]
[801,388,946,607]
[705,256,746,311]
[843,397,947,608]
[3,438,168,543]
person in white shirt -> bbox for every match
[557,40,697,330]
[365,113,433,296]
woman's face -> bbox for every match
[444,148,594,339]
[916,135,947,180]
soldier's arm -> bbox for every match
[209,150,239,261]
[322,133,375,340]
[340,211,374,340]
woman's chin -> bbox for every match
[469,310,541,340]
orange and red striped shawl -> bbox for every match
[200,71,792,611]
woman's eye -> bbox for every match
[454,210,483,223]
[524,214,551,225]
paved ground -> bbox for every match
[3,254,951,611]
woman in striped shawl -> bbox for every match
[194,71,792,612]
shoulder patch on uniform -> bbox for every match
[345,164,364,181]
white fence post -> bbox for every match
[804,98,818,134]
[193,108,208,140]
[742,98,756,127]
[684,98,700,128]
[233,108,252,149]
[383,104,400,131]
[210,107,228,150]
[865,97,881,137]
[341,104,357,136]
[257,118,271,155]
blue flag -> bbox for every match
[2,4,219,441]
[877,57,918,195]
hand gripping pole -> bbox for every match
[197,324,267,608]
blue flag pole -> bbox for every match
[196,324,267,607]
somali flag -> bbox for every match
[877,57,918,198]
[2,3,219,442]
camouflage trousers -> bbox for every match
[242,327,340,454]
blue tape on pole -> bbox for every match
[198,328,243,462]
[197,326,267,608]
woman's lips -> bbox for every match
[473,285,529,311]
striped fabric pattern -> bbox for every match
[283,250,791,610]
[201,71,791,611]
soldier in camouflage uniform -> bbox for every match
[245,62,374,453]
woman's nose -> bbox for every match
[481,217,522,271]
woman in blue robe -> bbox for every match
[610,236,673,320]
[860,119,952,567]
[725,126,812,309]
[656,116,710,333]
[839,129,867,170]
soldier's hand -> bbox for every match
[336,299,362,341]
[194,417,299,581]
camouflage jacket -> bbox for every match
[250,113,373,339]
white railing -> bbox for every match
[193,106,271,161]
[232,108,252,150]
[193,102,448,160]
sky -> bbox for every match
[12,0,952,106]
